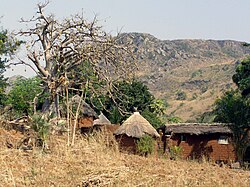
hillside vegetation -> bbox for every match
[120,33,250,121]
[0,125,250,186]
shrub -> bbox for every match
[31,114,50,149]
[136,135,155,156]
[7,77,43,117]
[191,69,202,78]
[176,90,187,100]
[169,146,182,160]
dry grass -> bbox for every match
[0,129,250,187]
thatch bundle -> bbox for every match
[114,112,160,138]
[164,123,232,135]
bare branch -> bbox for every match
[16,2,136,117]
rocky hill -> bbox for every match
[120,33,250,121]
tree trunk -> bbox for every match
[55,93,60,118]
[41,85,60,118]
[41,86,51,113]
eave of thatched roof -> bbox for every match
[93,112,111,126]
[114,112,160,138]
[164,123,232,135]
[70,95,98,119]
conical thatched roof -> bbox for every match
[114,112,160,138]
[69,95,98,119]
[94,112,111,126]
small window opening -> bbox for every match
[181,135,187,142]
[165,132,171,138]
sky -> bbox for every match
[1,0,250,77]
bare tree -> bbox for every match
[16,2,136,116]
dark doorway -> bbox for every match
[244,146,250,162]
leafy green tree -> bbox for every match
[214,55,250,162]
[232,57,250,97]
[7,77,43,116]
[214,90,250,162]
[112,80,154,112]
[0,28,21,106]
[101,80,166,128]
[149,99,167,116]
[141,109,164,129]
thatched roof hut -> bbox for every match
[69,95,98,119]
[158,123,236,161]
[69,95,98,131]
[93,112,111,126]
[114,112,160,138]
[164,123,232,135]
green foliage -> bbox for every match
[169,146,183,160]
[149,99,167,116]
[232,56,250,97]
[113,80,154,112]
[197,111,216,123]
[106,106,123,125]
[214,90,249,124]
[31,114,50,149]
[0,29,22,56]
[0,28,22,107]
[214,90,250,161]
[176,90,187,100]
[136,135,155,156]
[212,55,250,162]
[141,109,164,129]
[102,80,166,126]
[167,116,182,123]
[7,77,43,116]
[191,69,202,79]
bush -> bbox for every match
[136,135,155,156]
[7,77,43,116]
[169,146,183,160]
[176,90,187,100]
[191,69,202,79]
[31,114,50,149]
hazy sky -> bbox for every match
[1,0,250,77]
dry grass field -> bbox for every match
[0,127,250,187]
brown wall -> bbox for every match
[77,117,94,128]
[168,134,236,162]
[115,135,137,153]
[105,125,120,134]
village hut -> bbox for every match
[94,112,111,126]
[114,111,160,153]
[158,123,237,162]
[93,112,112,131]
[69,95,98,133]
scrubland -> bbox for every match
[0,127,249,187]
